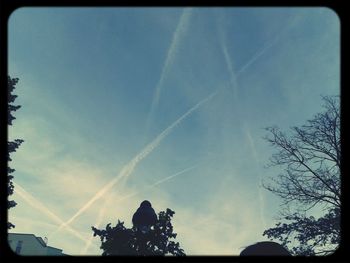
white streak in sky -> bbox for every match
[80,191,112,254]
[245,127,267,229]
[218,25,239,100]
[219,12,304,94]
[217,13,309,230]
[81,164,198,254]
[79,175,130,254]
[12,182,97,247]
[51,90,218,238]
[10,215,59,229]
[52,12,291,242]
[221,41,239,99]
[219,22,272,227]
[145,8,192,135]
[218,17,294,229]
[219,39,268,228]
[234,12,305,77]
[235,36,279,76]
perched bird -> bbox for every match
[132,200,157,233]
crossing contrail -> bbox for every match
[81,164,198,254]
[217,11,307,231]
[145,8,193,137]
[79,174,130,254]
[50,90,218,238]
[219,11,305,94]
[13,182,98,248]
[219,33,275,230]
[235,11,305,77]
[52,13,290,241]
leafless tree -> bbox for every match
[262,96,340,255]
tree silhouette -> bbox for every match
[92,208,185,256]
[7,76,24,229]
[262,96,340,255]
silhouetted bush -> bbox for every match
[92,208,185,256]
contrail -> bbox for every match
[217,11,308,231]
[219,27,268,228]
[144,164,198,188]
[106,164,199,209]
[219,11,305,91]
[235,36,279,76]
[145,8,193,137]
[10,215,59,229]
[52,13,289,240]
[13,182,98,248]
[234,12,304,77]
[80,192,112,254]
[48,171,127,239]
[244,126,267,229]
[80,174,130,254]
[218,24,239,100]
[51,90,218,238]
[80,205,109,254]
[221,40,239,98]
[81,164,198,254]
[218,20,271,229]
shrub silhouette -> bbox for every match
[92,208,185,256]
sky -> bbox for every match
[8,7,339,256]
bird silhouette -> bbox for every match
[132,200,157,233]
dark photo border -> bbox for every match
[1,1,347,262]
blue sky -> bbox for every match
[8,7,339,255]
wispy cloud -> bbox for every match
[173,195,267,255]
[51,90,218,238]
[13,182,98,248]
[81,164,198,254]
[50,11,289,239]
[216,14,302,230]
[145,8,193,136]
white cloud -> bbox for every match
[172,198,266,255]
[51,90,219,239]
[10,182,93,249]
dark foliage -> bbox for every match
[262,96,340,255]
[8,76,21,125]
[263,208,340,255]
[92,208,185,256]
[7,76,24,229]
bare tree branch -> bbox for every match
[262,96,341,255]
